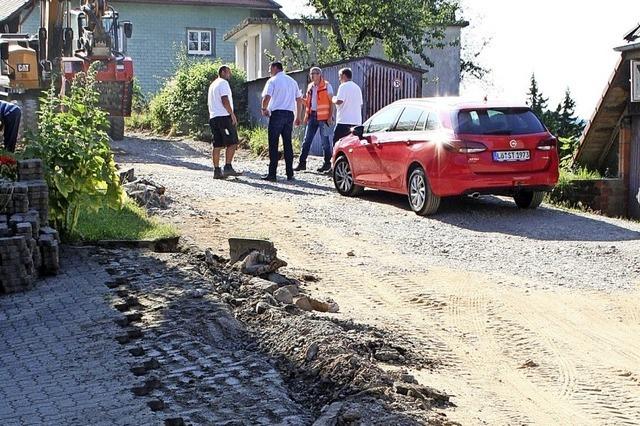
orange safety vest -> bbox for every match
[305,79,331,121]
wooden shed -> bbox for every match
[574,25,640,218]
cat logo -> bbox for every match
[17,64,30,73]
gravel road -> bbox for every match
[114,134,640,425]
[115,134,640,292]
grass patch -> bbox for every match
[557,166,602,188]
[72,197,178,242]
[547,167,604,210]
[238,126,301,157]
[125,111,154,132]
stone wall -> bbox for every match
[549,179,627,217]
[0,159,59,294]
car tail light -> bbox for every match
[444,140,488,154]
[537,137,557,151]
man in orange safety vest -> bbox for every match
[294,67,335,173]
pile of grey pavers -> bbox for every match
[0,159,60,294]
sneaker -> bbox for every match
[223,164,242,176]
[261,175,277,182]
[213,167,224,179]
[294,163,306,171]
[287,175,295,181]
[316,162,331,173]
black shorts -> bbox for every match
[210,116,239,148]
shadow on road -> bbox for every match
[114,137,212,172]
[359,190,640,242]
[236,171,333,195]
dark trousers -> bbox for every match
[333,123,356,144]
[268,110,295,178]
[1,108,21,153]
[299,112,332,165]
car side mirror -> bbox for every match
[351,125,364,138]
[0,43,8,61]
[123,22,133,38]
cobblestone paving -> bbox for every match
[99,249,311,425]
[0,246,312,425]
[0,247,163,425]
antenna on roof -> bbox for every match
[483,95,488,103]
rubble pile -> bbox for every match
[0,159,60,294]
[193,239,452,424]
[120,168,169,210]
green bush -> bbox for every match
[149,54,247,139]
[25,67,124,238]
[131,77,147,113]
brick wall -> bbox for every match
[550,179,627,217]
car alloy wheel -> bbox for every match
[335,160,353,192]
[410,172,426,210]
[333,156,364,197]
[407,167,440,216]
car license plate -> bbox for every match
[493,150,530,162]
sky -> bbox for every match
[279,0,640,119]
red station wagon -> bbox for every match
[332,98,560,215]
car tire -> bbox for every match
[333,155,364,197]
[514,190,544,209]
[408,167,440,216]
[108,116,125,141]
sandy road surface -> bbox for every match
[116,135,640,425]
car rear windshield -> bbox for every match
[455,108,546,135]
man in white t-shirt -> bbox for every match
[332,67,363,144]
[260,61,304,181]
[208,65,241,179]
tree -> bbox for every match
[526,73,548,118]
[525,77,586,166]
[272,0,470,70]
[555,88,584,140]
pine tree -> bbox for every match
[556,88,584,139]
[526,74,548,118]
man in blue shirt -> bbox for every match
[0,101,21,152]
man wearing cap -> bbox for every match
[332,68,363,144]
[261,62,304,181]
[294,67,335,173]
[0,100,21,153]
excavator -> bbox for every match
[0,0,133,140]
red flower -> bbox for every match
[0,156,16,166]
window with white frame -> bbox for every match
[187,29,213,55]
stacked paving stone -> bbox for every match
[0,159,59,294]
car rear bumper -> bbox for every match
[430,170,559,197]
